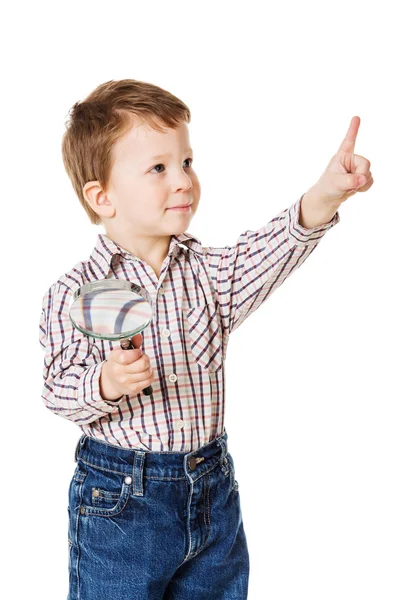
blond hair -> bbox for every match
[61,78,191,225]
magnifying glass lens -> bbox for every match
[69,280,153,395]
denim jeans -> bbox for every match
[67,430,250,599]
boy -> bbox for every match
[39,78,373,599]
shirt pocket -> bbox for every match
[185,302,223,373]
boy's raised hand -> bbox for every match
[99,332,155,401]
[310,116,374,206]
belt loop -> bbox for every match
[132,451,146,496]
[216,435,228,460]
[74,434,85,462]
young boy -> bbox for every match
[39,78,373,600]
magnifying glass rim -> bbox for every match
[69,278,153,341]
[73,279,152,305]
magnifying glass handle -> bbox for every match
[120,338,153,396]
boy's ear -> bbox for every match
[83,181,116,219]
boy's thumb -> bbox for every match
[119,347,142,364]
[130,332,143,350]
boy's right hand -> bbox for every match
[99,333,155,401]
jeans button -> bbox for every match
[188,457,197,470]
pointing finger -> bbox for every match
[338,116,361,155]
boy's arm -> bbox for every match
[206,193,340,335]
[299,187,341,229]
[39,282,125,425]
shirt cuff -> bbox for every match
[287,193,340,247]
[76,361,125,416]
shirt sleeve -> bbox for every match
[206,194,340,334]
[39,282,125,425]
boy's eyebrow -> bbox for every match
[148,147,193,161]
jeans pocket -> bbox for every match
[67,506,73,576]
[77,463,133,518]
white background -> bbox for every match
[2,0,399,598]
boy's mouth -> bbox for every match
[166,203,192,211]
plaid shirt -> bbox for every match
[39,194,340,451]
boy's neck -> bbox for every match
[103,230,172,277]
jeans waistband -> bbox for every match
[74,431,229,495]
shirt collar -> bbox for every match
[89,231,204,279]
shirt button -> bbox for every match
[162,328,171,337]
[168,373,178,383]
[176,419,185,429]
[158,287,165,295]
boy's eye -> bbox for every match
[150,158,193,174]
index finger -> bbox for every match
[338,116,361,154]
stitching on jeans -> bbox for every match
[184,470,214,562]
[82,481,132,517]
[75,475,85,597]
[145,475,186,480]
[78,458,130,477]
[228,453,237,493]
[138,452,145,494]
[185,476,193,561]
[203,475,208,529]
[206,472,211,527]
[190,459,220,483]
[181,477,190,563]
[133,452,137,495]
[77,457,221,481]
[78,457,185,480]
[77,457,188,480]
[202,473,211,550]
[202,472,211,533]
[73,470,87,483]
[92,488,120,505]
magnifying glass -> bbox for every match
[69,279,153,396]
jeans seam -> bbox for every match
[77,457,130,477]
[190,458,222,483]
[184,477,193,562]
[78,457,202,481]
[74,476,84,599]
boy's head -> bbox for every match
[61,79,200,244]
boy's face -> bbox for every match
[93,118,201,240]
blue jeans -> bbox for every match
[68,430,250,599]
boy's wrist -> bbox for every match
[299,187,340,229]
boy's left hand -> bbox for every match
[309,116,374,207]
